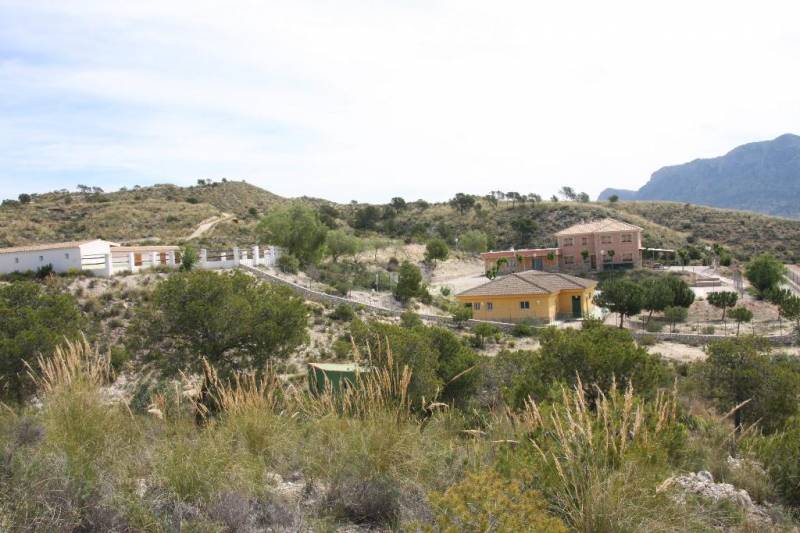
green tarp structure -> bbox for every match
[307,362,372,394]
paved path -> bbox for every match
[186,213,233,240]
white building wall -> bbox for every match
[79,241,114,275]
[0,247,84,274]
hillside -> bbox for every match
[599,133,800,218]
[0,181,284,247]
[614,201,800,262]
[4,180,800,262]
[367,201,688,252]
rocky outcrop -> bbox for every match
[657,470,772,526]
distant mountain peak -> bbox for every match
[598,134,800,218]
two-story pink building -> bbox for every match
[481,217,643,274]
[554,218,643,272]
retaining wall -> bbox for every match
[631,330,796,346]
[239,265,518,332]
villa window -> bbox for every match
[65,253,70,259]
[14,257,19,264]
[621,234,632,243]
[520,301,530,309]
[39,256,44,262]
[487,302,493,311]
[622,252,633,262]
[600,235,613,245]
[474,302,481,311]
[562,237,574,247]
[581,237,588,246]
[564,256,575,264]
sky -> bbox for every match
[1,1,799,204]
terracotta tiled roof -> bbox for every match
[457,270,596,298]
[555,218,642,236]
[0,239,108,255]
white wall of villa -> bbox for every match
[0,239,114,276]
[0,240,281,277]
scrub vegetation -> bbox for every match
[2,269,800,531]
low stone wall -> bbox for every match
[631,330,796,346]
[239,265,519,332]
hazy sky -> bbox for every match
[1,1,799,203]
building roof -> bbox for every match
[112,245,181,252]
[555,218,643,236]
[0,239,111,255]
[457,270,597,298]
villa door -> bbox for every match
[571,296,582,318]
[590,255,596,270]
[134,253,143,267]
[533,257,543,270]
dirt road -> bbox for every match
[186,213,233,240]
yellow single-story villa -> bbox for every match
[455,270,597,323]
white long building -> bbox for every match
[0,240,118,276]
[0,240,280,277]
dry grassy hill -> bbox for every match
[0,181,284,247]
[613,201,800,262]
[4,181,800,262]
[366,198,800,262]
[377,200,687,250]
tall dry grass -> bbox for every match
[3,336,795,531]
[29,335,112,397]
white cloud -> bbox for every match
[1,0,800,202]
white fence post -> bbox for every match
[103,254,113,277]
[150,252,158,269]
[233,247,240,267]
[168,251,176,268]
[252,245,260,266]
[128,252,136,273]
[200,249,207,268]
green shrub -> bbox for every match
[333,338,352,359]
[258,203,328,266]
[701,337,800,432]
[758,416,800,506]
[504,325,671,408]
[472,323,499,347]
[638,334,658,347]
[277,254,300,274]
[331,303,356,322]
[511,323,533,337]
[180,244,198,271]
[426,469,567,532]
[109,346,131,371]
[128,270,308,377]
[451,305,472,326]
[394,261,424,303]
[400,310,423,329]
[0,282,83,402]
[702,325,716,335]
[644,320,663,333]
[35,263,55,279]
